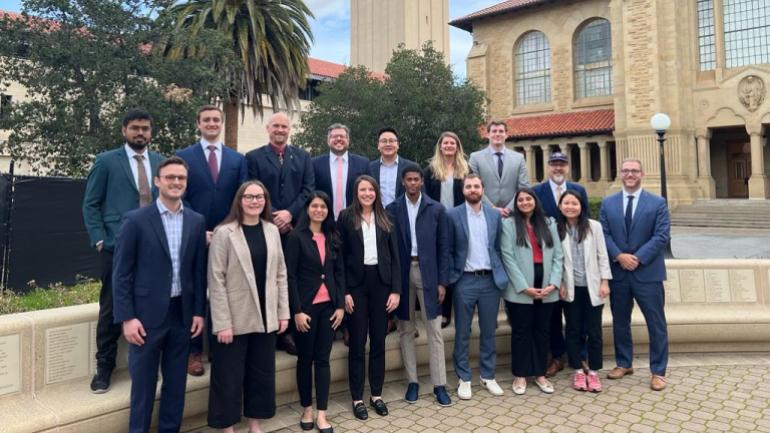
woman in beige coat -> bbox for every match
[207,180,289,433]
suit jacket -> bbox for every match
[285,226,346,315]
[468,147,529,209]
[367,156,420,200]
[500,217,563,304]
[532,180,590,219]
[424,165,464,209]
[245,144,315,221]
[82,147,164,251]
[599,189,670,283]
[176,143,248,231]
[337,208,401,294]
[207,220,290,335]
[312,152,370,211]
[386,194,450,321]
[561,219,613,306]
[112,202,207,329]
[446,202,508,291]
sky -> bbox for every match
[0,0,502,79]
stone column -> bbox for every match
[695,129,715,198]
[524,144,537,185]
[542,145,552,181]
[578,142,591,183]
[598,141,610,181]
[748,125,768,199]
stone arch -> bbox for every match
[705,106,747,129]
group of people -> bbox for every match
[83,107,672,433]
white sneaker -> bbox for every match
[457,380,472,400]
[480,378,504,396]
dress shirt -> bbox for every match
[379,156,399,206]
[156,199,184,298]
[549,179,567,204]
[568,226,587,286]
[362,213,378,265]
[329,151,349,207]
[622,187,642,219]
[464,205,491,272]
[200,139,222,171]
[487,145,508,160]
[405,194,422,256]
[124,144,152,190]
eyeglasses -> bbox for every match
[378,138,398,144]
[127,125,151,132]
[620,169,642,175]
[242,194,266,202]
[329,134,348,140]
[161,175,187,181]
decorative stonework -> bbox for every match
[738,75,765,112]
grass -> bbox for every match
[0,279,100,315]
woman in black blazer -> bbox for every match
[423,131,469,327]
[337,175,401,421]
[286,191,345,433]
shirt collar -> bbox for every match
[549,179,566,191]
[623,187,643,199]
[487,145,506,156]
[380,155,399,167]
[466,203,484,217]
[269,142,287,156]
[405,193,422,208]
[156,198,184,215]
[330,151,348,162]
[124,143,147,159]
[200,139,222,152]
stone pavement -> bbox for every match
[193,353,770,433]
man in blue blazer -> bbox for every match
[175,105,247,375]
[532,151,589,378]
[112,156,207,433]
[386,166,451,407]
[82,108,164,394]
[368,127,420,207]
[446,173,509,401]
[312,123,370,220]
[599,159,670,391]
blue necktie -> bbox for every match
[495,152,503,178]
[625,195,635,234]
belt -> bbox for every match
[464,269,492,276]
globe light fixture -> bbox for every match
[650,112,673,258]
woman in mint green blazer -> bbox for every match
[500,188,563,396]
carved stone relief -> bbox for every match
[738,75,765,112]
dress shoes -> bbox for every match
[90,368,112,394]
[187,353,205,376]
[369,398,389,416]
[318,427,334,433]
[433,385,452,407]
[535,378,555,394]
[352,402,368,420]
[607,366,634,379]
[650,375,667,391]
[404,382,419,403]
[545,357,565,378]
[277,333,298,355]
[299,419,314,431]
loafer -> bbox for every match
[535,378,555,394]
[480,377,504,396]
[650,375,667,391]
[545,357,565,378]
[433,385,452,407]
[404,382,419,403]
[352,402,368,420]
[369,398,388,416]
[512,377,526,396]
[187,353,204,376]
[300,418,314,431]
[457,380,472,400]
[90,369,112,394]
[607,366,634,380]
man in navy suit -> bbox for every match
[312,123,370,220]
[113,156,207,433]
[368,127,420,207]
[599,159,670,391]
[532,151,589,378]
[175,105,247,375]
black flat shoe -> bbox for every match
[369,398,388,416]
[318,426,334,433]
[352,402,368,420]
[300,419,314,430]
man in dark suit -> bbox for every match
[532,151,589,378]
[599,159,670,391]
[113,156,207,433]
[386,166,451,407]
[82,108,164,394]
[368,127,420,207]
[312,123,370,220]
[175,105,247,376]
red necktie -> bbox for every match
[207,145,219,183]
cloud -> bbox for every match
[305,0,349,22]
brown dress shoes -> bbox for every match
[607,366,634,379]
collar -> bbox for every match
[405,193,422,208]
[124,143,148,159]
[466,203,484,217]
[380,155,399,167]
[200,139,222,152]
[156,198,184,215]
[622,187,643,199]
[330,151,348,162]
[269,142,287,156]
[549,179,567,190]
[487,145,506,156]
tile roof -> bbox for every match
[307,57,347,80]
[499,109,615,139]
[450,0,556,32]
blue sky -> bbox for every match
[1,0,501,79]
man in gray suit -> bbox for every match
[468,120,529,217]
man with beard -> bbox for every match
[446,174,509,400]
[83,108,165,393]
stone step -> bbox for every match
[671,200,770,229]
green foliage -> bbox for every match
[589,196,602,218]
[0,280,100,315]
[294,42,487,165]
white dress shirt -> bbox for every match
[124,144,152,189]
[549,179,567,204]
[329,151,349,207]
[622,187,642,219]
[464,205,492,271]
[362,213,378,265]
[406,194,422,256]
[200,139,222,171]
[379,156,399,206]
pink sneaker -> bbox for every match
[587,372,603,393]
[572,370,587,391]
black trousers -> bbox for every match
[564,286,604,371]
[549,300,567,358]
[207,332,277,429]
[347,265,390,401]
[295,302,335,410]
[95,249,122,372]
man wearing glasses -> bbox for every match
[368,127,420,207]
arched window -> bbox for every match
[574,18,612,98]
[515,31,551,105]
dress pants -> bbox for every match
[347,265,390,401]
[95,249,122,372]
[127,297,190,433]
[610,278,669,375]
[208,332,277,428]
[398,262,447,386]
[563,286,604,371]
[452,273,500,382]
[506,263,553,378]
[295,302,335,410]
[548,300,567,358]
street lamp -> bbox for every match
[650,112,673,258]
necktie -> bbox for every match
[134,154,151,207]
[207,145,219,183]
[556,184,563,200]
[625,195,635,233]
[495,152,504,178]
[334,156,344,219]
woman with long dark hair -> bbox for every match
[337,175,401,420]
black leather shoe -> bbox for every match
[300,419,314,431]
[352,402,368,420]
[318,426,334,433]
[277,333,298,356]
[369,398,388,416]
[90,369,112,394]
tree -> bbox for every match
[158,0,313,151]
[0,0,231,177]
[294,42,487,165]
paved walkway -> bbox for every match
[671,227,770,259]
[193,353,770,433]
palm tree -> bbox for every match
[159,0,313,150]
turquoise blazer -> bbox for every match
[500,217,563,304]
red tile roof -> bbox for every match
[450,0,557,32]
[307,57,347,80]
[498,109,615,139]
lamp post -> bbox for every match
[650,112,673,258]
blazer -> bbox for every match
[424,165,464,209]
[285,226,346,314]
[367,156,420,199]
[112,202,207,329]
[499,217,564,304]
[446,202,508,291]
[176,142,248,231]
[386,194,450,321]
[245,144,315,221]
[82,147,164,251]
[599,189,670,283]
[468,147,529,209]
[561,219,613,306]
[532,180,590,219]
[312,152,370,210]
[337,208,401,294]
[207,220,290,335]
